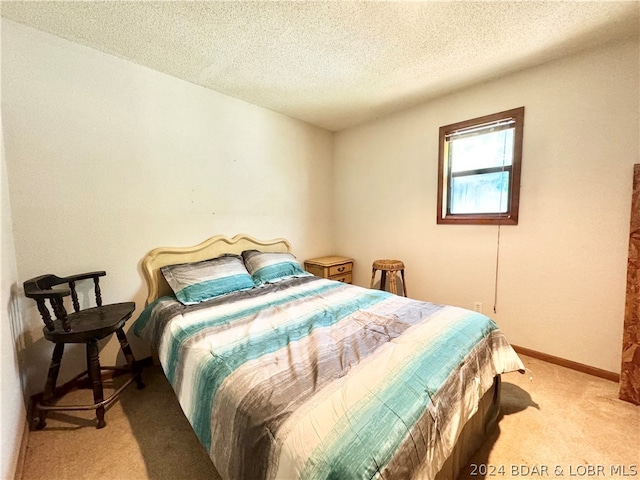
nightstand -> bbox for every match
[304,256,354,284]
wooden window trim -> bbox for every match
[437,107,524,225]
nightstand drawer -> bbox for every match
[328,263,352,277]
[330,272,352,284]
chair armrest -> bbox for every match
[23,285,70,300]
[63,271,106,283]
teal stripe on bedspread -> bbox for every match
[165,282,344,385]
[132,296,171,335]
[303,311,497,480]
[190,287,392,452]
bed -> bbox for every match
[133,234,524,480]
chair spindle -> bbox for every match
[69,280,80,312]
[36,299,55,331]
[94,277,103,307]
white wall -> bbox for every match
[334,37,639,374]
[1,19,334,397]
[0,112,26,480]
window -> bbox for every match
[437,107,524,225]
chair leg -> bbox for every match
[379,270,387,292]
[389,271,398,295]
[115,328,144,389]
[36,343,65,430]
[400,269,407,297]
[86,340,106,429]
[370,267,377,288]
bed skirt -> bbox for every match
[435,375,501,480]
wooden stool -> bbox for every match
[370,259,407,297]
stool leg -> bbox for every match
[116,328,145,389]
[400,269,407,297]
[36,343,65,430]
[370,268,377,289]
[379,271,387,292]
[86,340,106,429]
[389,272,398,295]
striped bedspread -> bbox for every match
[133,276,524,480]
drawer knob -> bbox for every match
[337,266,345,272]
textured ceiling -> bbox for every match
[2,1,639,131]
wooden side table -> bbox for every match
[304,256,353,284]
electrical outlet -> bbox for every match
[473,302,483,313]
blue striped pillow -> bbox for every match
[161,254,255,305]
[241,250,310,285]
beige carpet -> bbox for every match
[18,355,639,480]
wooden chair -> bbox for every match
[23,271,144,429]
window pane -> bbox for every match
[450,128,514,173]
[450,171,509,214]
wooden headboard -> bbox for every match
[141,234,291,306]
